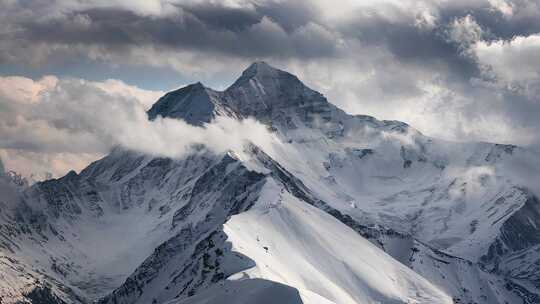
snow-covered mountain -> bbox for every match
[1,62,539,304]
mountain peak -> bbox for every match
[242,61,279,77]
[147,62,331,126]
[147,81,219,125]
[228,61,297,89]
[226,61,306,97]
[191,81,206,89]
[219,61,335,126]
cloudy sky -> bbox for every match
[1,0,540,178]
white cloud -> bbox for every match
[0,75,58,104]
[445,165,496,200]
[488,0,514,17]
[473,34,540,89]
[0,75,276,179]
[446,15,484,50]
[91,79,165,109]
[0,149,99,180]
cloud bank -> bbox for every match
[0,75,275,178]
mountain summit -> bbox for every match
[147,82,224,125]
[227,61,306,99]
[233,61,282,82]
[147,62,332,128]
[147,62,411,138]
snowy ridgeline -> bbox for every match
[1,62,540,304]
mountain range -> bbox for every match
[1,62,539,304]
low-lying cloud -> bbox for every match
[0,75,276,178]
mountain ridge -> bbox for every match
[148,61,420,145]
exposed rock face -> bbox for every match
[147,83,232,126]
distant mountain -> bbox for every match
[1,62,538,304]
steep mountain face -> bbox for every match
[1,62,540,304]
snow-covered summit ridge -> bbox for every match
[148,61,320,122]
[148,61,416,140]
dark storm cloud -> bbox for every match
[179,0,320,32]
[179,3,261,31]
[253,1,321,32]
[1,1,339,63]
[2,0,538,70]
[334,0,540,84]
[332,0,540,142]
[339,11,480,81]
[437,0,540,40]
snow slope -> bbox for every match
[222,180,452,304]
[170,279,314,304]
